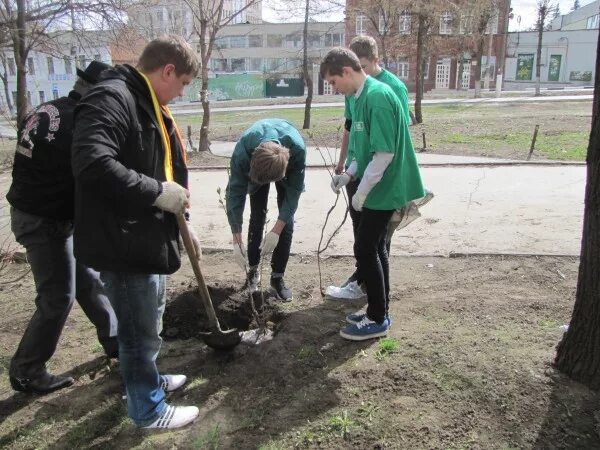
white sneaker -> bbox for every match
[143,405,199,429]
[325,281,367,300]
[161,374,187,392]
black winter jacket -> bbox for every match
[71,65,188,274]
[7,91,81,220]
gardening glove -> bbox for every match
[352,192,367,212]
[330,173,351,193]
[153,181,190,214]
[187,223,202,261]
[260,231,279,255]
[233,242,247,270]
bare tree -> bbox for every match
[534,0,556,96]
[0,0,130,125]
[301,0,312,129]
[554,31,600,390]
[184,0,260,152]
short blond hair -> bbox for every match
[138,35,200,77]
[249,142,290,184]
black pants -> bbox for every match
[247,182,294,277]
[345,178,362,283]
[354,208,393,324]
[9,208,118,379]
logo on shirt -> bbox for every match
[21,104,60,150]
[355,121,364,131]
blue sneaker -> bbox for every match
[346,311,392,326]
[340,316,389,341]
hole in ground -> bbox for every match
[162,284,285,340]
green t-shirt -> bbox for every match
[350,76,424,210]
[343,70,411,166]
[375,69,410,125]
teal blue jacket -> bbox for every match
[226,119,306,233]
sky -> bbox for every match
[262,0,598,31]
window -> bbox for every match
[439,11,452,35]
[212,58,227,71]
[39,91,45,104]
[230,36,246,48]
[399,11,411,34]
[398,57,409,79]
[379,12,390,34]
[11,91,17,104]
[423,57,430,79]
[249,58,262,71]
[485,11,499,34]
[27,57,35,75]
[231,58,246,72]
[587,14,599,29]
[94,54,101,61]
[325,32,344,46]
[215,36,229,49]
[52,89,59,100]
[284,34,302,48]
[249,35,262,47]
[459,14,473,34]
[156,9,164,22]
[78,55,86,69]
[267,34,283,47]
[288,59,302,70]
[267,58,284,71]
[356,14,367,35]
[516,53,534,80]
[323,79,334,95]
[8,58,15,76]
[64,57,72,75]
[47,57,54,75]
[308,33,321,48]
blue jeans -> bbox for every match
[100,272,167,426]
[9,207,118,379]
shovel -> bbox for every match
[176,214,241,350]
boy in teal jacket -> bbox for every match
[226,119,306,301]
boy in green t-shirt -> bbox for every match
[321,47,425,341]
[329,35,430,302]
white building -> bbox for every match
[504,1,599,88]
[0,32,112,113]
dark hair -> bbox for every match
[138,35,200,77]
[349,35,378,60]
[319,47,362,78]
[249,141,290,184]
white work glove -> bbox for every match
[330,173,351,193]
[233,242,246,270]
[260,231,280,255]
[187,223,202,261]
[352,192,366,212]
[153,181,189,214]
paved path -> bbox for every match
[189,164,585,257]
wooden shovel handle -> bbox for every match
[176,213,222,331]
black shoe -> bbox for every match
[10,372,74,394]
[270,277,293,302]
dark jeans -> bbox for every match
[9,208,118,379]
[354,208,393,324]
[247,182,294,278]
[345,178,362,284]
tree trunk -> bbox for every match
[15,0,28,126]
[0,59,13,114]
[457,55,464,91]
[199,61,211,152]
[474,35,484,99]
[302,0,312,129]
[414,14,425,124]
[554,32,600,390]
[535,13,544,96]
[381,35,388,69]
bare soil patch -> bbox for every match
[0,252,598,449]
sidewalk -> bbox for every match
[189,163,585,257]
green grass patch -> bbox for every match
[329,410,353,439]
[376,337,401,360]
